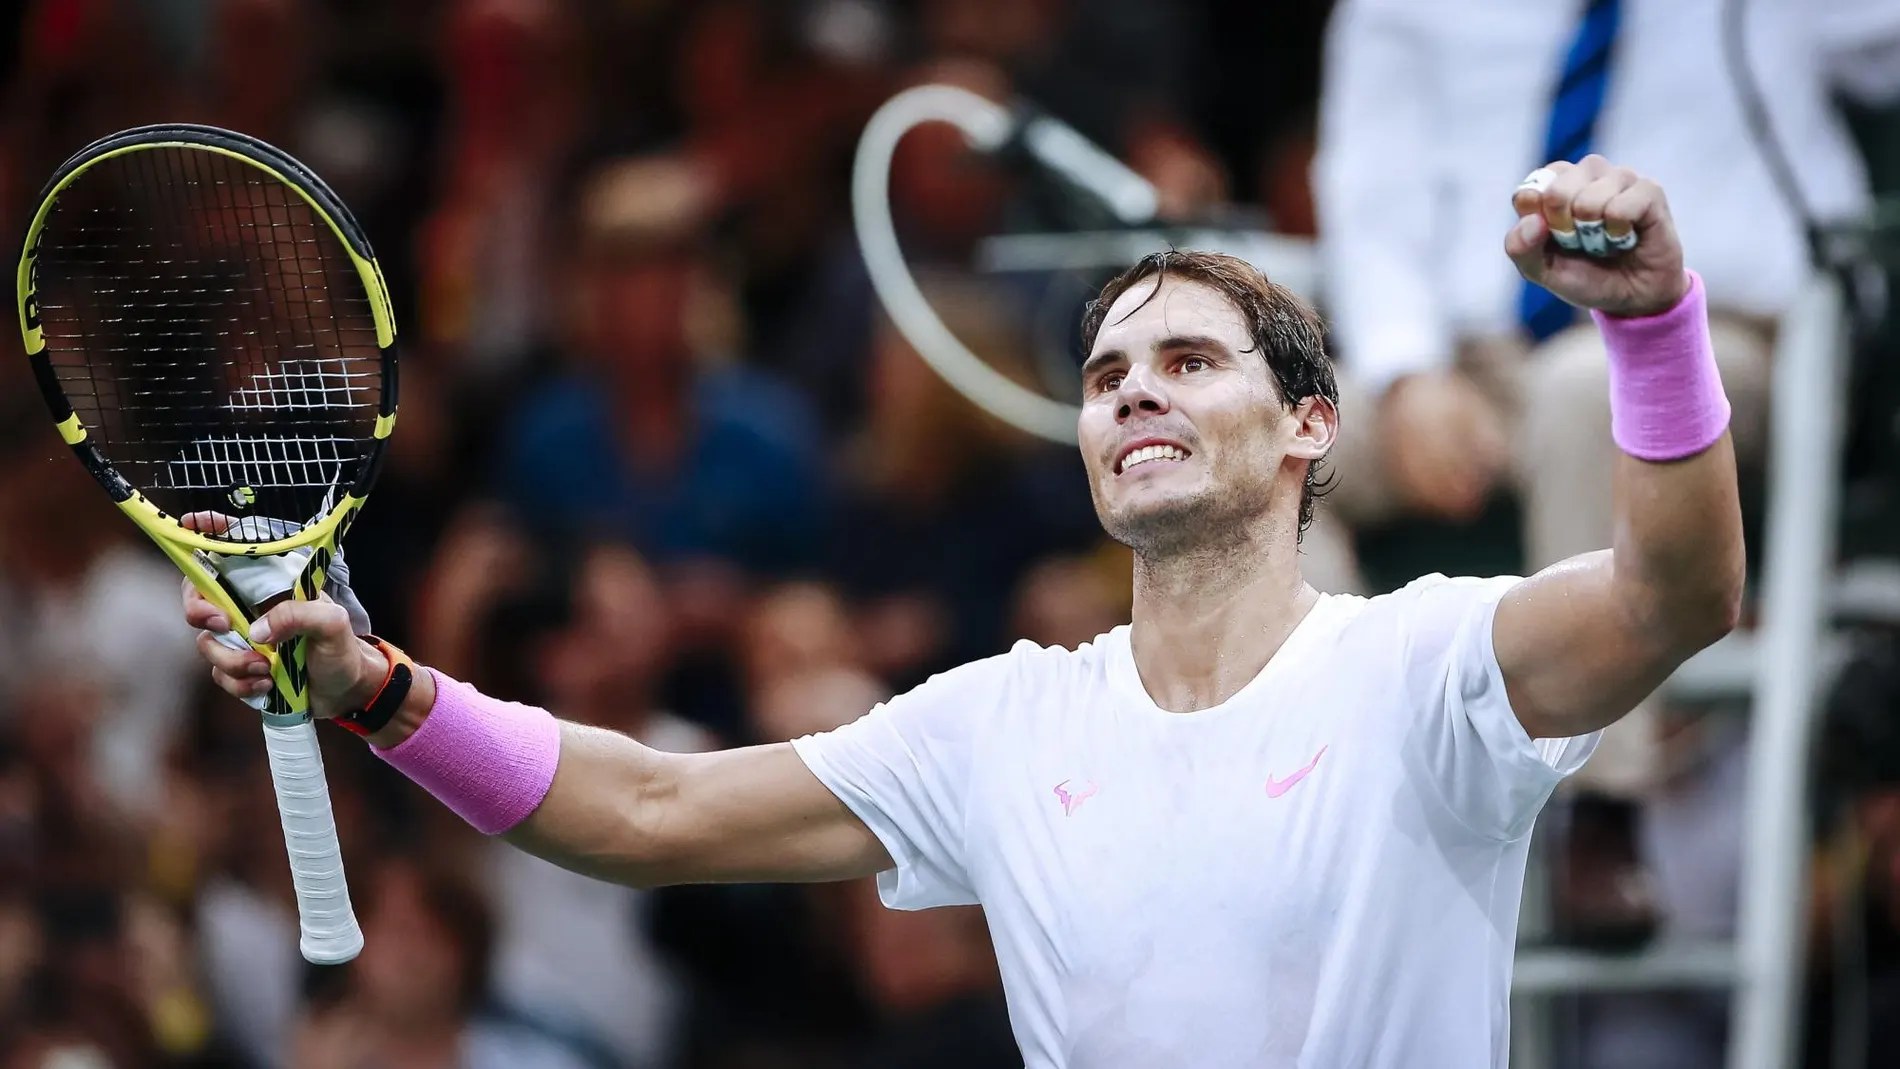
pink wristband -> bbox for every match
[373,669,561,835]
[1593,269,1731,462]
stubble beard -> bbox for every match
[1098,474,1274,565]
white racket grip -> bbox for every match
[261,718,364,964]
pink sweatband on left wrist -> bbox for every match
[1593,269,1732,462]
[373,669,561,835]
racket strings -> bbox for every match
[33,144,382,530]
[164,435,356,503]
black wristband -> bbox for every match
[335,636,414,738]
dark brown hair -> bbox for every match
[1080,250,1339,534]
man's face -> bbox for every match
[542,546,672,724]
[585,257,693,372]
[1077,276,1330,555]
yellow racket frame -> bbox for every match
[16,124,399,722]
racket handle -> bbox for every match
[261,718,364,964]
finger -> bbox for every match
[198,629,272,676]
[1601,177,1664,245]
[1512,163,1570,218]
[1505,213,1550,281]
[211,666,274,700]
[248,597,354,648]
[1573,153,1614,181]
[180,511,234,535]
[1568,168,1637,226]
[182,580,232,633]
[1539,164,1593,246]
[1570,168,1640,256]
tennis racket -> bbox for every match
[15,124,399,964]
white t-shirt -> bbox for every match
[791,574,1599,1069]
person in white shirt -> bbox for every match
[184,158,1744,1067]
[1313,0,1900,801]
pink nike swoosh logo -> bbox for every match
[1053,779,1098,816]
[1265,745,1328,799]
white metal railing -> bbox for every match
[1730,272,1850,1069]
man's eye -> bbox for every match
[1099,372,1124,392]
[1181,356,1208,373]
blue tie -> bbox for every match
[1518,0,1622,341]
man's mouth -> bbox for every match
[1115,440,1191,475]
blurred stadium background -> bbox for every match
[1,1,1899,1068]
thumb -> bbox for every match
[1504,213,1548,282]
[248,596,354,652]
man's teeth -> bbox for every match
[1121,444,1186,472]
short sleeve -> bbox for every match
[1385,574,1600,841]
[790,655,1008,910]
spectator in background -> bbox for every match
[0,891,36,1043]
[641,582,886,1067]
[0,0,179,235]
[191,0,316,149]
[893,0,1226,245]
[494,178,826,582]
[823,274,1100,689]
[1806,627,1900,1069]
[287,857,592,1069]
[1314,0,1900,966]
[741,582,867,719]
[3,887,223,1069]
[417,0,587,384]
[1008,550,1131,654]
[0,424,200,826]
[838,878,1017,1069]
[464,535,714,1069]
[571,0,893,437]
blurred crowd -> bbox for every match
[0,1,1275,1067]
[0,1,1897,1068]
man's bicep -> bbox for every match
[1492,550,1679,739]
[649,743,894,885]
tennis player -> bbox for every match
[186,155,1743,1067]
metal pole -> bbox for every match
[1730,274,1848,1069]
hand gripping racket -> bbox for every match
[15,125,399,964]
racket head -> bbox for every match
[16,124,398,560]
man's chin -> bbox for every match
[1098,493,1222,554]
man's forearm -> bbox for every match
[358,665,677,882]
[502,721,676,886]
[1497,273,1745,738]
[1600,271,1746,648]
[1610,437,1746,649]
[361,666,891,887]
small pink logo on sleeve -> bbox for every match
[1265,745,1328,799]
[1053,779,1098,816]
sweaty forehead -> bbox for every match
[1091,276,1252,358]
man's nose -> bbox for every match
[1116,366,1170,421]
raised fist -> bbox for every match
[1506,155,1689,320]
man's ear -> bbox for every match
[1285,395,1338,462]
